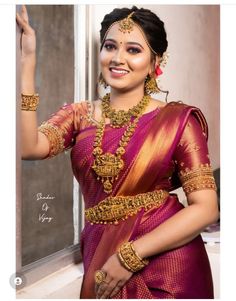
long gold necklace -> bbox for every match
[92,94,151,194]
[102,93,150,128]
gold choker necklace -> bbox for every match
[92,94,150,194]
[101,93,150,128]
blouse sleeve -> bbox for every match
[38,103,79,158]
[173,113,217,195]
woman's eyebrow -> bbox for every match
[127,42,144,49]
[104,38,144,49]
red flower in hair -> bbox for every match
[155,65,163,77]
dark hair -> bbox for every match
[100,6,168,58]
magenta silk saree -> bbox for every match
[39,101,215,298]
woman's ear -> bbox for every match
[149,55,160,76]
[155,55,161,68]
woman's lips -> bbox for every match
[109,67,129,78]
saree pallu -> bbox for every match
[70,102,214,299]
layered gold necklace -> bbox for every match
[102,93,150,128]
[92,93,151,194]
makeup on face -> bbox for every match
[99,23,153,89]
[103,38,144,53]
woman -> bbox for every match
[16,5,219,299]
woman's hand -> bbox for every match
[95,253,133,299]
[16,5,36,60]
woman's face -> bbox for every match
[100,23,154,93]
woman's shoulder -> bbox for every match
[160,100,204,114]
[150,98,191,111]
[73,99,101,123]
[157,99,205,123]
[165,99,187,107]
[165,100,202,109]
[71,100,94,114]
[163,100,208,136]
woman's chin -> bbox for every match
[109,84,130,92]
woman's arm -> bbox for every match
[132,189,219,259]
[16,5,50,160]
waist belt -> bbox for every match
[85,189,169,225]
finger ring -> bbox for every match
[94,270,106,285]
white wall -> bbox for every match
[91,5,220,169]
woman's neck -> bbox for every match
[109,87,145,110]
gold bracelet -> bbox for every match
[21,93,39,111]
[117,241,149,273]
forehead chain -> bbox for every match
[118,11,135,33]
[101,12,158,56]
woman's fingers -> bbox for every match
[16,7,34,35]
[21,5,29,23]
[110,281,124,298]
[94,254,133,298]
[16,12,28,31]
[16,5,28,26]
[96,277,125,299]
[16,12,23,27]
[16,5,36,56]
[97,279,118,299]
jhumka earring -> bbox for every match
[144,52,169,95]
[98,73,108,89]
[144,74,160,95]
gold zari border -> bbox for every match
[38,122,65,157]
[179,163,217,194]
[85,189,169,225]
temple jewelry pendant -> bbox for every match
[92,153,124,194]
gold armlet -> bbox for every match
[38,122,65,157]
[21,93,39,111]
[179,163,217,194]
[117,241,149,273]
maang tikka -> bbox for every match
[100,11,157,55]
[118,11,135,33]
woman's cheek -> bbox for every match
[129,56,151,71]
[99,50,111,66]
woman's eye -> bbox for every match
[128,47,141,54]
[104,43,116,51]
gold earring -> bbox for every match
[98,73,108,89]
[144,75,160,94]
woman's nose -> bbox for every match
[111,49,125,65]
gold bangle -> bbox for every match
[130,242,149,265]
[117,241,149,273]
[21,93,39,111]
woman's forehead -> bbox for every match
[105,23,149,47]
